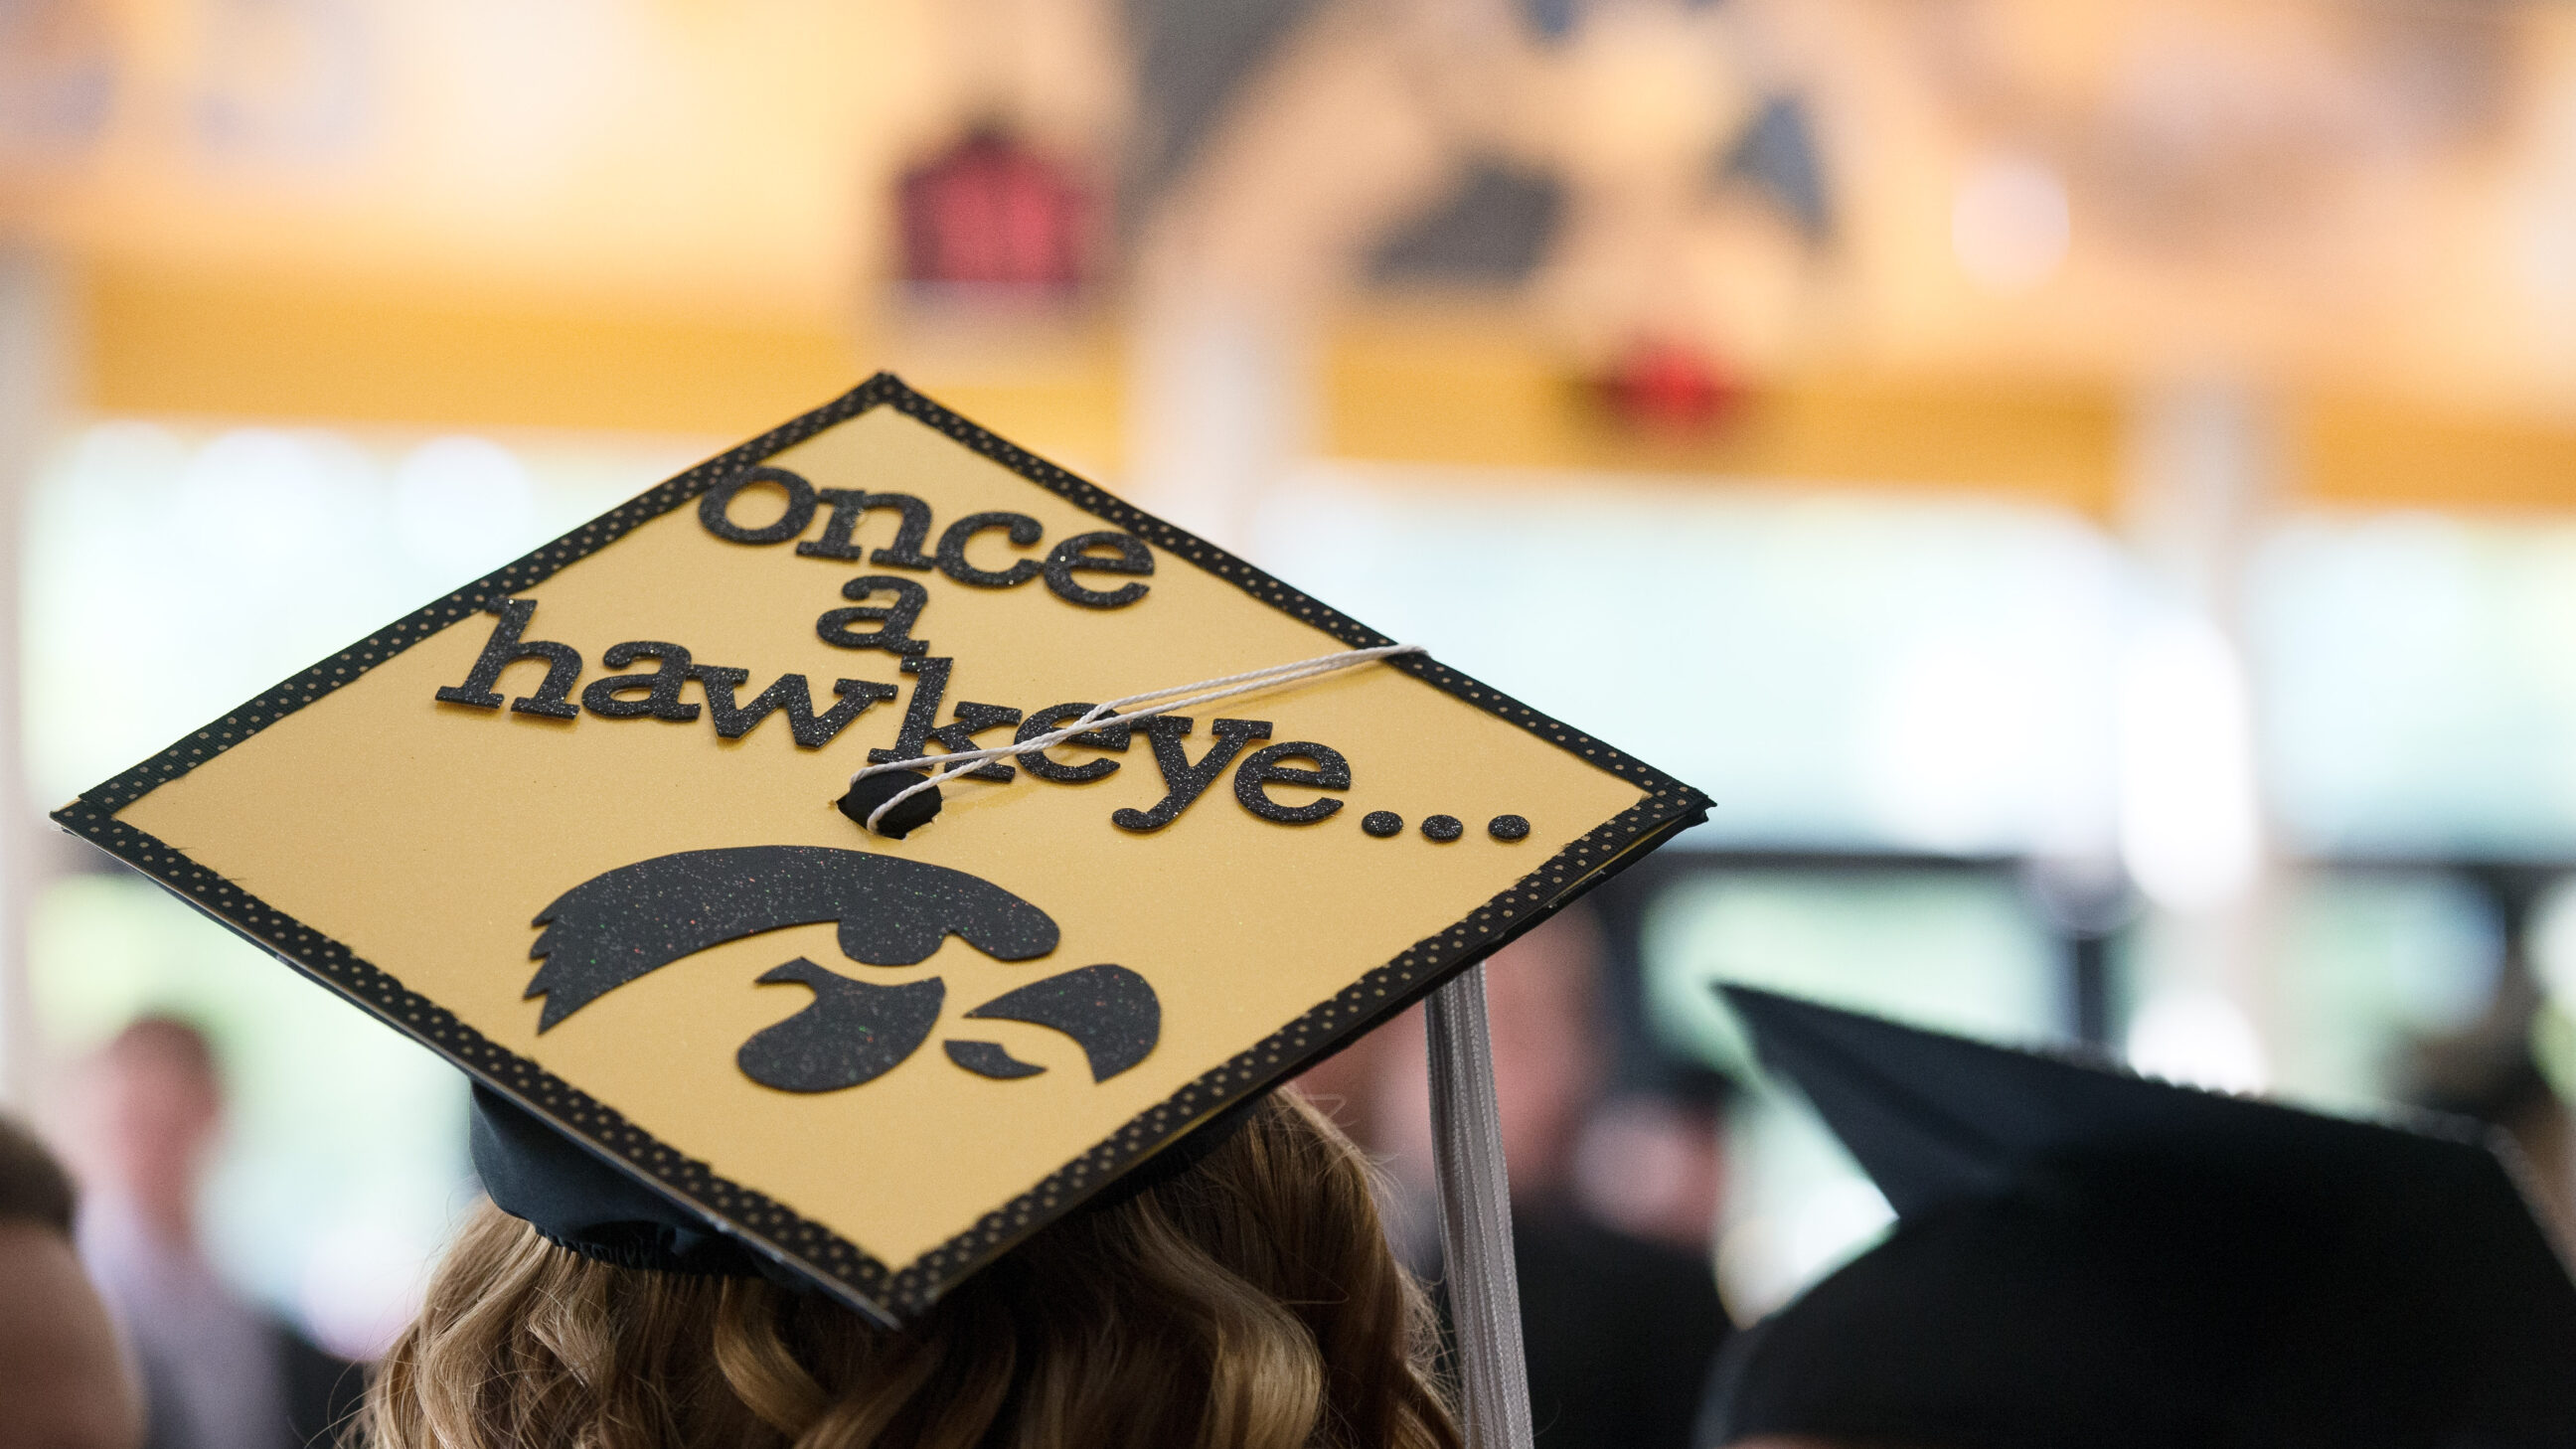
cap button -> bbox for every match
[837,770,943,839]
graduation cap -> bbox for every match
[52,375,1704,1369]
[1700,986,2576,1449]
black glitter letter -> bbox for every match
[1111,718,1272,832]
[698,466,817,545]
[920,702,1024,782]
[865,659,1015,781]
[796,489,935,569]
[434,598,582,720]
[1041,531,1154,608]
[580,641,702,722]
[689,666,897,748]
[1232,741,1351,824]
[815,575,931,656]
[1014,703,1134,783]
[871,657,949,764]
[935,511,1045,587]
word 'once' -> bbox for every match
[701,466,1155,610]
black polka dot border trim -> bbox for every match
[49,372,1713,1326]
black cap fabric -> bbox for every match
[1699,986,2576,1449]
[470,1084,796,1281]
[469,1080,1265,1287]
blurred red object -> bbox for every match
[897,129,1090,290]
[1596,340,1744,433]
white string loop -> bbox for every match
[844,643,1428,835]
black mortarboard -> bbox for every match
[1699,985,2576,1449]
[54,374,1705,1331]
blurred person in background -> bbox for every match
[71,1016,360,1449]
[1331,907,1732,1449]
[0,1111,142,1449]
[2407,970,2576,1246]
[1570,1065,1733,1256]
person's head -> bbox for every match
[1363,907,1611,1208]
[0,1113,142,1449]
[1481,905,1607,1196]
[84,1016,223,1241]
[369,1088,1458,1449]
[1571,1087,1726,1251]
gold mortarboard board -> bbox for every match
[54,375,1709,1327]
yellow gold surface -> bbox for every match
[114,402,1646,1269]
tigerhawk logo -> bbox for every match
[525,846,1159,1092]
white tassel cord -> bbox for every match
[845,643,1427,835]
[1426,964,1537,1449]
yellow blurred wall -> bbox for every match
[64,258,2576,518]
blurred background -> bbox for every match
[7,0,2576,1443]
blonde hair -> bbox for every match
[365,1090,1460,1449]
